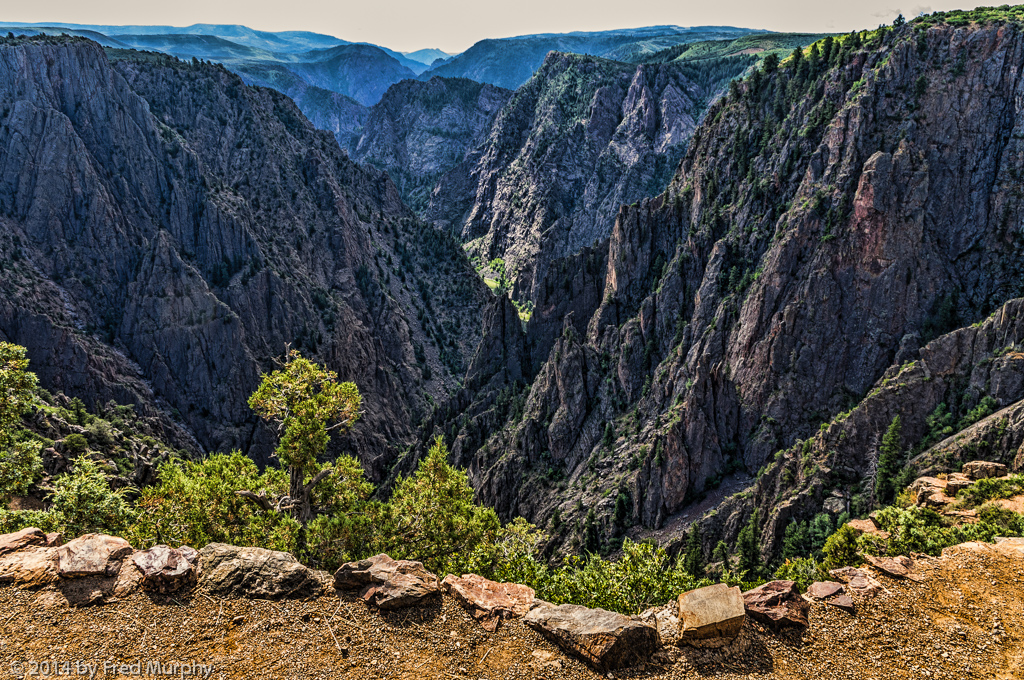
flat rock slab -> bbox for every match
[864,554,911,578]
[57,534,132,578]
[524,602,659,670]
[335,554,439,610]
[805,581,844,601]
[742,580,809,630]
[442,573,534,631]
[199,543,320,599]
[0,546,58,587]
[133,545,199,594]
[0,527,48,556]
[962,461,1008,480]
[826,595,856,613]
[828,567,886,597]
[677,583,745,646]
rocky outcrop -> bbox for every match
[450,20,1024,560]
[431,51,749,302]
[351,77,512,214]
[523,602,660,670]
[0,527,48,556]
[333,554,440,609]
[198,543,321,599]
[0,36,489,476]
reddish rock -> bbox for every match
[829,567,885,597]
[846,519,879,534]
[677,583,746,646]
[132,545,199,594]
[442,573,535,631]
[0,546,59,586]
[826,595,856,613]
[962,461,1008,480]
[864,554,911,578]
[335,554,440,610]
[523,602,659,670]
[0,527,48,556]
[742,580,810,629]
[44,533,64,547]
[805,581,844,601]
[56,534,133,578]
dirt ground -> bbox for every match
[1,542,1022,680]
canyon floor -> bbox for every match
[1,542,1022,680]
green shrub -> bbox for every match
[821,523,862,570]
[50,457,136,537]
[0,440,43,502]
[773,557,825,591]
[62,433,88,454]
[956,474,1024,508]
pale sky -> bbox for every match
[3,1,979,53]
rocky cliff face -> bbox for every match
[426,20,1024,555]
[429,52,751,304]
[350,78,512,214]
[0,36,489,477]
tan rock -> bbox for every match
[523,602,659,670]
[200,543,321,600]
[0,546,59,586]
[639,603,680,643]
[828,567,886,597]
[864,554,911,578]
[962,460,1008,480]
[677,583,745,646]
[442,573,534,631]
[0,527,48,556]
[945,472,973,496]
[56,534,133,578]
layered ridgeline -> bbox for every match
[406,12,1024,561]
[0,35,489,477]
[427,51,757,302]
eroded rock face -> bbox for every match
[334,554,440,610]
[0,36,489,476]
[741,580,809,630]
[523,602,659,670]
[198,543,320,599]
[677,583,745,646]
[56,535,133,579]
[441,573,534,631]
[132,545,199,594]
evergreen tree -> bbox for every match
[712,539,731,570]
[737,510,762,576]
[875,415,903,506]
[683,524,705,576]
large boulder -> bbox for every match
[198,543,320,599]
[945,472,973,496]
[962,460,1008,480]
[0,546,59,587]
[523,602,659,670]
[334,554,439,610]
[441,573,534,631]
[132,545,199,594]
[0,527,48,556]
[676,583,745,646]
[56,534,133,578]
[742,580,810,629]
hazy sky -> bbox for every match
[5,1,980,53]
